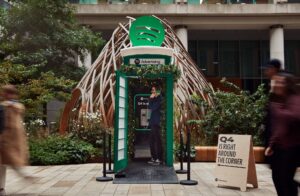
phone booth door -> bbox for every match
[114,72,129,173]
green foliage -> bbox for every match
[0,61,37,85]
[0,61,76,120]
[189,79,268,146]
[0,0,103,67]
[69,111,112,148]
[24,119,46,137]
[120,64,181,82]
[174,142,196,161]
[0,0,104,120]
[29,135,96,165]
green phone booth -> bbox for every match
[114,16,175,174]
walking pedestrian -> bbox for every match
[264,72,300,196]
[262,59,282,148]
[0,84,32,196]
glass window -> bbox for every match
[197,41,219,76]
[288,0,300,3]
[240,41,260,78]
[219,41,239,77]
[259,40,270,77]
[242,79,269,94]
[188,40,197,65]
[187,38,300,92]
[285,40,300,76]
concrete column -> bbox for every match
[175,25,188,50]
[270,25,285,69]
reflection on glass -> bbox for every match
[198,41,219,76]
[219,41,239,77]
[118,149,124,160]
[119,108,125,118]
[240,41,260,78]
[119,128,125,139]
[285,40,300,76]
[120,87,125,97]
[118,139,125,149]
[119,119,125,128]
[119,97,125,108]
[120,77,126,88]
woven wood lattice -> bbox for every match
[59,16,214,134]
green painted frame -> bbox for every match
[114,71,174,168]
[114,71,129,173]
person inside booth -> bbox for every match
[147,85,163,165]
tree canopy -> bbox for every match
[0,0,104,121]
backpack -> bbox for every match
[0,105,5,134]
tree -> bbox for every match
[0,0,104,120]
[1,0,103,70]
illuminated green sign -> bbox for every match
[129,16,165,47]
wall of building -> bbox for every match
[187,29,300,91]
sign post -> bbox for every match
[215,134,258,192]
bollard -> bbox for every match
[179,129,198,185]
[96,132,113,182]
[176,129,187,174]
[106,134,114,174]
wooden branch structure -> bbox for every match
[59,16,214,134]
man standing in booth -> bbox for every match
[148,85,163,165]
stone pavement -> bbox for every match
[4,163,299,196]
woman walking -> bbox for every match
[0,85,31,196]
[265,72,300,196]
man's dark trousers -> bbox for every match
[150,125,162,160]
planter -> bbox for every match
[195,146,266,163]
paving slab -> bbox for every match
[4,163,298,196]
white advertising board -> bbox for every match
[215,134,258,191]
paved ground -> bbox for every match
[4,163,300,196]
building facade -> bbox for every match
[71,0,300,91]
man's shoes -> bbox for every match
[152,159,161,166]
[147,158,155,164]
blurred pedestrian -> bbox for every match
[263,59,282,93]
[0,84,31,196]
[262,59,282,149]
[264,72,300,196]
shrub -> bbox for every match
[24,119,46,137]
[69,111,112,148]
[174,142,196,161]
[189,79,268,146]
[29,135,96,165]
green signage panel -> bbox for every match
[129,16,165,47]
